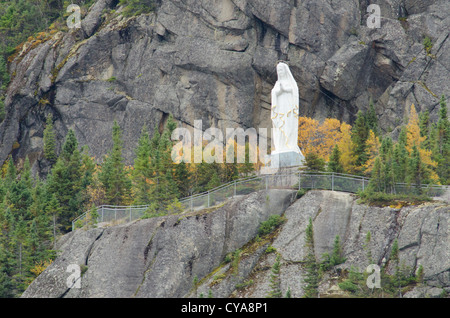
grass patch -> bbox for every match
[357,191,432,207]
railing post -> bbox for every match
[298,172,301,190]
[362,178,365,192]
[190,196,193,211]
[332,172,334,191]
[234,180,237,196]
[101,206,104,223]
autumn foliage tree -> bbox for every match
[298,117,345,162]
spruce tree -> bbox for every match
[365,100,378,136]
[174,160,191,197]
[46,129,83,232]
[303,217,319,298]
[419,110,430,150]
[328,145,343,173]
[406,144,424,194]
[99,121,132,206]
[43,113,57,166]
[133,125,152,204]
[434,95,450,184]
[267,254,282,298]
[368,156,384,193]
[393,127,408,183]
[351,110,369,171]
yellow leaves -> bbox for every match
[298,117,344,161]
[406,104,425,154]
[406,104,439,183]
[30,259,53,277]
[363,130,380,174]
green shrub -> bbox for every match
[258,215,284,236]
[338,279,359,293]
[119,0,156,17]
[423,36,433,54]
[297,188,307,198]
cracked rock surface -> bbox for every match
[0,0,448,176]
[21,190,449,298]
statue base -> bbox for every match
[261,151,305,174]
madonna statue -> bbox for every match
[271,62,303,155]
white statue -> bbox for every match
[271,62,303,155]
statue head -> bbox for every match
[276,62,290,81]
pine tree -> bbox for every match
[46,129,83,232]
[368,157,384,193]
[362,130,380,174]
[206,170,221,190]
[304,151,325,171]
[43,113,57,165]
[303,218,319,298]
[406,144,424,194]
[338,122,356,174]
[419,110,430,150]
[433,95,450,184]
[406,104,439,184]
[267,254,282,298]
[238,142,256,177]
[328,145,343,173]
[173,160,191,197]
[393,127,408,183]
[132,125,152,204]
[0,98,5,123]
[365,99,378,136]
[99,121,132,206]
[351,110,369,172]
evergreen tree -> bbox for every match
[351,110,369,171]
[406,144,424,194]
[0,98,5,123]
[393,128,408,183]
[267,254,282,298]
[304,152,325,172]
[173,160,191,197]
[223,142,239,182]
[365,100,378,136]
[132,125,152,204]
[46,129,83,232]
[206,170,221,190]
[419,110,430,150]
[4,157,16,191]
[43,113,57,166]
[406,104,439,184]
[0,55,9,90]
[433,95,450,184]
[99,121,132,206]
[303,218,319,298]
[328,145,343,173]
[238,142,256,177]
[368,157,384,193]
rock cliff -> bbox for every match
[22,189,450,298]
[0,0,449,176]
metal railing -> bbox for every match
[71,170,449,230]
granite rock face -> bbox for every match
[21,190,449,298]
[0,0,448,175]
[21,189,297,298]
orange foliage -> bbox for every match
[362,130,380,174]
[298,117,345,161]
[406,104,439,182]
